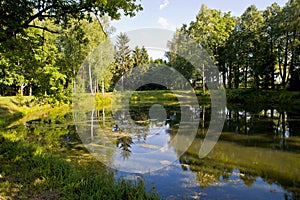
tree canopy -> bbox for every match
[0,0,144,103]
[168,0,299,90]
[0,0,142,42]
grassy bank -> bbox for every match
[226,89,300,106]
[0,96,159,200]
[0,130,159,199]
[0,96,73,128]
[110,89,300,106]
[111,90,211,106]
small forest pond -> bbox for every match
[20,101,300,199]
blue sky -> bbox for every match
[111,0,288,35]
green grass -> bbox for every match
[0,96,72,128]
[0,131,159,199]
[111,90,211,107]
[75,89,300,107]
[73,90,211,109]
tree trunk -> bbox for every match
[234,65,239,89]
[121,74,124,92]
[244,111,247,134]
[20,83,25,96]
[202,106,205,130]
[102,77,105,96]
[282,112,286,138]
[288,29,296,88]
[222,63,226,89]
[94,79,98,93]
[282,32,289,87]
[271,40,275,89]
[20,86,23,96]
[228,62,232,89]
[244,64,248,88]
[88,54,94,95]
[102,107,105,126]
[202,64,205,93]
[29,86,32,96]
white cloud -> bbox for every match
[159,0,169,10]
[158,17,169,28]
[158,17,175,30]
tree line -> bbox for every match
[0,0,145,103]
[0,0,299,103]
[168,0,299,91]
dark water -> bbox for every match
[21,102,300,199]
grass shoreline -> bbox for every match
[226,88,300,105]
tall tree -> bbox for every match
[282,0,299,88]
[167,25,200,88]
[128,46,150,88]
[87,40,114,95]
[235,5,264,89]
[271,0,299,88]
[111,32,132,90]
[58,18,111,95]
[0,26,42,96]
[262,3,282,89]
[168,1,299,91]
[169,5,235,90]
[132,46,149,67]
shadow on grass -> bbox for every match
[0,107,23,129]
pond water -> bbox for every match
[22,102,300,199]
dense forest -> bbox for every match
[0,0,299,103]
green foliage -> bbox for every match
[168,5,236,92]
[133,46,150,67]
[1,0,299,103]
[110,33,133,88]
[0,0,142,43]
[0,17,114,103]
[169,1,299,91]
[0,0,144,101]
[109,33,151,91]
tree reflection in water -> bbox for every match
[74,103,299,199]
[116,136,134,159]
